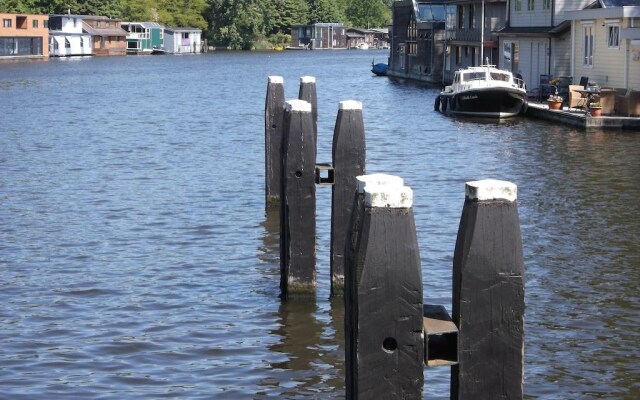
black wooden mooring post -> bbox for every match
[298,76,318,149]
[345,175,424,400]
[279,99,317,300]
[265,75,285,208]
[330,100,366,296]
[452,179,525,400]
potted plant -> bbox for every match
[589,101,603,117]
[547,94,563,110]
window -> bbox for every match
[583,25,594,67]
[458,5,464,29]
[65,38,70,48]
[515,0,522,12]
[182,32,189,40]
[33,20,38,28]
[608,25,620,48]
[543,0,551,10]
[3,19,12,28]
[528,0,534,11]
[44,20,48,28]
[80,37,84,48]
[73,18,77,27]
[469,5,474,29]
[407,18,417,55]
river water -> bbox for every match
[1,50,638,399]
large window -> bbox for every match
[458,5,464,29]
[407,18,417,55]
[469,5,475,29]
[583,24,594,67]
[608,25,620,48]
[528,0,535,11]
[543,0,551,10]
[515,0,522,12]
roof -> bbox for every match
[82,21,128,36]
[600,0,639,6]
[496,20,570,37]
[122,22,164,29]
[165,27,202,33]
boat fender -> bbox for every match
[434,96,441,112]
[521,101,528,114]
[442,97,448,112]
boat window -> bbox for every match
[463,71,485,81]
[490,72,510,82]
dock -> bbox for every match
[526,101,640,131]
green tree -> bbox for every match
[308,0,343,24]
[345,0,390,28]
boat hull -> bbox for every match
[438,87,527,118]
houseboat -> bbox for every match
[435,64,527,118]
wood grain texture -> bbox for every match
[330,107,365,296]
[279,103,317,299]
[264,78,285,208]
[451,200,525,400]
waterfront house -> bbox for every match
[0,13,49,58]
[495,0,596,92]
[79,16,128,56]
[48,14,92,57]
[388,0,447,84]
[164,27,202,53]
[370,28,391,48]
[564,1,640,91]
[290,23,347,49]
[443,0,508,83]
[346,28,375,49]
[122,22,165,54]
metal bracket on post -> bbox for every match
[315,163,334,186]
[423,304,458,367]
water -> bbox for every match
[1,51,638,399]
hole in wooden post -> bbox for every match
[382,337,397,353]
[295,171,302,178]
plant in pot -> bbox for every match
[547,94,564,110]
[589,101,603,117]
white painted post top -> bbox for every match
[365,185,413,209]
[356,174,404,194]
[268,76,283,84]
[339,100,363,110]
[465,179,517,202]
[285,99,312,113]
[300,76,316,83]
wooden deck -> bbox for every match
[526,101,640,131]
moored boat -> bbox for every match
[435,65,527,118]
[371,62,388,76]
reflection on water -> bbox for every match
[0,51,638,399]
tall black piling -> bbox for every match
[265,75,285,208]
[345,176,424,400]
[279,99,317,300]
[330,100,366,296]
[298,76,318,148]
[451,179,525,400]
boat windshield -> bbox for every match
[490,72,511,82]
[462,71,486,81]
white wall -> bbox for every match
[50,34,92,56]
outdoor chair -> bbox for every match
[579,76,589,88]
[568,85,586,110]
[598,89,616,115]
[616,89,640,117]
[557,76,573,100]
[538,74,554,102]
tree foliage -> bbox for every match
[0,0,392,49]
